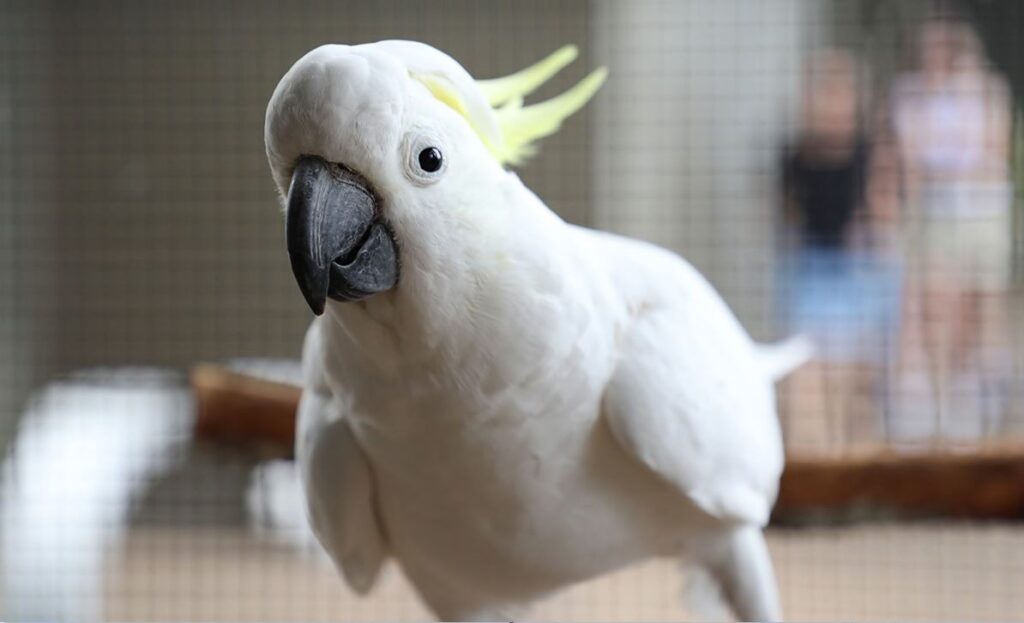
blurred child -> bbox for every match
[779,49,902,449]
[890,15,1013,441]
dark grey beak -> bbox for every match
[286,156,399,315]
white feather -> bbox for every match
[246,459,329,562]
[758,334,815,382]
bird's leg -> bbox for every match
[692,525,781,622]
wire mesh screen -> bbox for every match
[1,0,1023,621]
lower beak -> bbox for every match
[286,156,399,315]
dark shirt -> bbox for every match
[782,138,869,249]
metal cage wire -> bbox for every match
[1,1,1022,621]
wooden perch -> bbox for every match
[191,365,301,455]
[776,444,1024,521]
[191,365,1024,520]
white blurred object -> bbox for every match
[246,459,328,562]
[236,360,328,560]
[1,368,193,622]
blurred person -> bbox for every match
[779,49,903,449]
[889,15,1013,441]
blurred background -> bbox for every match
[1,0,1023,620]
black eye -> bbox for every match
[417,147,443,173]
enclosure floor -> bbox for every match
[103,523,1024,622]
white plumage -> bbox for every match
[265,41,809,621]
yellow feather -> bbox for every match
[411,48,607,166]
[411,71,470,117]
[476,45,579,107]
[494,67,608,165]
[411,71,502,158]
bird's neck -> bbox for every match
[325,194,573,382]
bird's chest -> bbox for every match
[322,300,665,586]
[343,361,676,594]
[352,361,600,518]
[336,304,616,497]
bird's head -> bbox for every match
[265,40,605,316]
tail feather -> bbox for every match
[758,334,814,382]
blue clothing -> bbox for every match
[782,247,902,363]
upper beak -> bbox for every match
[286,156,399,315]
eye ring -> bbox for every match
[403,132,448,185]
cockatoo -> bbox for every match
[265,41,810,621]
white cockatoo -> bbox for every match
[264,41,810,621]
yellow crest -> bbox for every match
[412,45,607,166]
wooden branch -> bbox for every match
[190,365,1024,520]
[775,444,1024,521]
[191,365,300,456]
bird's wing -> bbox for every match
[296,322,387,594]
[601,254,784,526]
